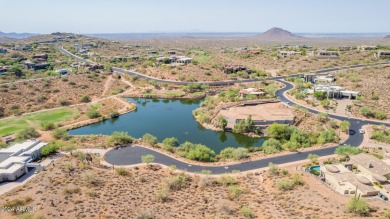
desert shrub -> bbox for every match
[155,186,170,203]
[385,208,390,218]
[215,115,228,129]
[215,175,237,186]
[220,147,249,160]
[51,128,69,140]
[276,174,304,191]
[371,129,390,144]
[233,116,256,134]
[360,107,387,120]
[178,141,215,162]
[73,151,87,161]
[115,167,130,176]
[58,98,70,106]
[111,88,124,95]
[3,196,33,208]
[240,206,255,218]
[40,142,60,157]
[267,123,293,140]
[291,173,304,185]
[142,133,158,146]
[165,173,190,191]
[220,147,235,160]
[17,128,41,140]
[262,138,282,154]
[106,131,133,146]
[63,187,81,195]
[80,95,91,103]
[86,108,100,119]
[83,173,99,186]
[339,121,351,133]
[295,92,306,100]
[2,197,33,214]
[162,137,178,152]
[276,179,295,190]
[40,122,56,131]
[135,210,155,219]
[86,189,97,197]
[317,129,338,144]
[268,162,279,176]
[346,196,370,216]
[0,141,7,148]
[228,185,245,200]
[335,145,361,158]
[110,111,120,118]
[307,153,319,164]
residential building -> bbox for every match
[359,45,377,51]
[303,73,335,84]
[24,61,51,70]
[377,50,390,59]
[222,64,247,74]
[33,54,48,61]
[77,48,88,54]
[239,88,265,98]
[176,57,192,64]
[0,140,47,182]
[157,56,192,64]
[13,45,30,51]
[313,84,359,99]
[350,153,390,178]
[320,164,379,197]
[308,50,339,59]
[0,48,8,54]
[1,134,16,144]
[0,66,9,73]
[278,50,301,58]
[55,68,71,75]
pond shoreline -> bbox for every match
[67,97,266,153]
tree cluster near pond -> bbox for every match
[262,123,339,154]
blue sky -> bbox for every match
[0,0,389,33]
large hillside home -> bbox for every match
[0,140,47,182]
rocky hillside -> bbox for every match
[257,27,303,39]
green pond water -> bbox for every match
[68,98,265,153]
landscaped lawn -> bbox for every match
[189,91,204,95]
[142,91,157,95]
[0,107,79,136]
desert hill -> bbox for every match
[257,27,303,39]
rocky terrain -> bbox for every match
[0,154,388,219]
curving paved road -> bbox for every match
[104,80,390,174]
[59,46,389,86]
[59,45,390,174]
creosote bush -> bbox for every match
[106,132,133,146]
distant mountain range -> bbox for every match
[0,36,17,43]
[0,31,39,39]
[257,27,303,39]
[385,35,390,39]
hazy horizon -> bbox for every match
[1,0,389,34]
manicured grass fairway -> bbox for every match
[0,107,78,136]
